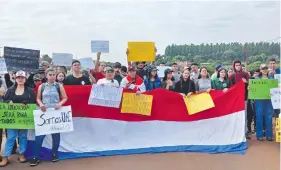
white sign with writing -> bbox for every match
[0,58,8,74]
[91,40,109,53]
[274,74,281,84]
[270,88,281,109]
[52,53,73,66]
[79,57,95,69]
[33,106,74,136]
[88,84,123,108]
[157,66,171,78]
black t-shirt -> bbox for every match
[64,75,91,85]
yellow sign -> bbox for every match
[276,118,280,142]
[184,92,215,115]
[121,93,153,116]
[127,42,155,62]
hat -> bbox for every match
[128,65,136,71]
[114,62,122,69]
[33,74,41,81]
[164,68,173,75]
[105,66,114,72]
[260,64,268,70]
[215,64,222,71]
[149,65,158,71]
[41,61,50,67]
[15,70,27,78]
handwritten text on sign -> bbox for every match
[248,79,278,99]
[0,103,36,129]
[270,88,280,109]
[184,92,215,115]
[127,42,155,62]
[91,40,109,53]
[274,74,281,84]
[88,84,123,108]
[33,106,74,136]
[52,53,73,66]
[121,93,153,116]
[0,58,8,74]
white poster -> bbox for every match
[0,58,8,74]
[52,53,73,66]
[79,57,95,69]
[274,74,280,84]
[88,84,123,108]
[91,40,109,53]
[270,88,280,109]
[157,66,171,78]
[33,106,74,136]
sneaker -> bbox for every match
[30,158,40,167]
[267,138,273,142]
[246,134,251,139]
[52,155,59,162]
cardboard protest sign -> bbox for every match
[127,42,155,62]
[0,103,36,129]
[270,88,280,109]
[52,53,73,66]
[79,57,95,69]
[276,118,280,142]
[0,58,8,74]
[33,106,74,136]
[91,40,109,53]
[121,93,153,116]
[184,92,215,115]
[88,84,123,108]
[3,46,40,72]
[248,79,278,99]
[157,66,171,78]
[274,74,280,84]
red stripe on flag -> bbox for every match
[61,81,245,122]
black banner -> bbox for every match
[3,46,40,72]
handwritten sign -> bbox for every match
[121,93,153,116]
[33,106,74,136]
[0,58,8,74]
[3,46,40,72]
[127,42,155,62]
[274,74,280,84]
[79,57,95,69]
[0,103,36,129]
[157,66,171,78]
[52,53,73,66]
[91,40,109,53]
[184,93,215,115]
[88,84,123,108]
[276,118,280,142]
[248,79,278,99]
[270,88,280,109]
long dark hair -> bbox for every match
[56,72,66,82]
[216,68,228,80]
[198,66,209,79]
[163,72,175,82]
[179,69,191,91]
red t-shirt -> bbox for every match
[90,70,105,82]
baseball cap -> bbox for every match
[164,68,173,75]
[105,66,114,72]
[33,74,42,81]
[128,65,136,71]
[215,64,222,71]
[114,62,122,69]
[41,61,50,67]
[149,65,158,71]
[15,70,27,78]
[260,64,268,70]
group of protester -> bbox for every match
[0,49,280,167]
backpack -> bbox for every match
[41,83,61,99]
[231,72,247,85]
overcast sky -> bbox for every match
[0,0,280,64]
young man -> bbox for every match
[64,60,92,85]
[113,62,124,85]
[190,63,199,81]
[91,52,106,82]
[171,63,181,82]
[120,65,146,94]
[229,60,251,139]
[268,58,280,74]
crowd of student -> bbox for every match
[0,51,280,167]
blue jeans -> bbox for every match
[255,100,273,139]
[4,129,27,157]
[33,133,60,158]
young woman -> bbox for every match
[56,72,66,85]
[175,69,196,97]
[254,64,274,141]
[144,66,161,91]
[161,68,176,91]
[211,68,230,92]
[195,67,212,93]
[97,66,119,86]
[0,71,36,167]
[30,68,68,166]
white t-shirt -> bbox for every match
[97,78,119,87]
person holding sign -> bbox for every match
[175,69,196,97]
[64,60,92,85]
[90,52,106,82]
[161,68,176,91]
[30,68,68,166]
[120,65,146,94]
[211,68,230,92]
[195,67,212,93]
[144,65,161,91]
[0,71,36,167]
[97,66,119,86]
[254,64,274,141]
